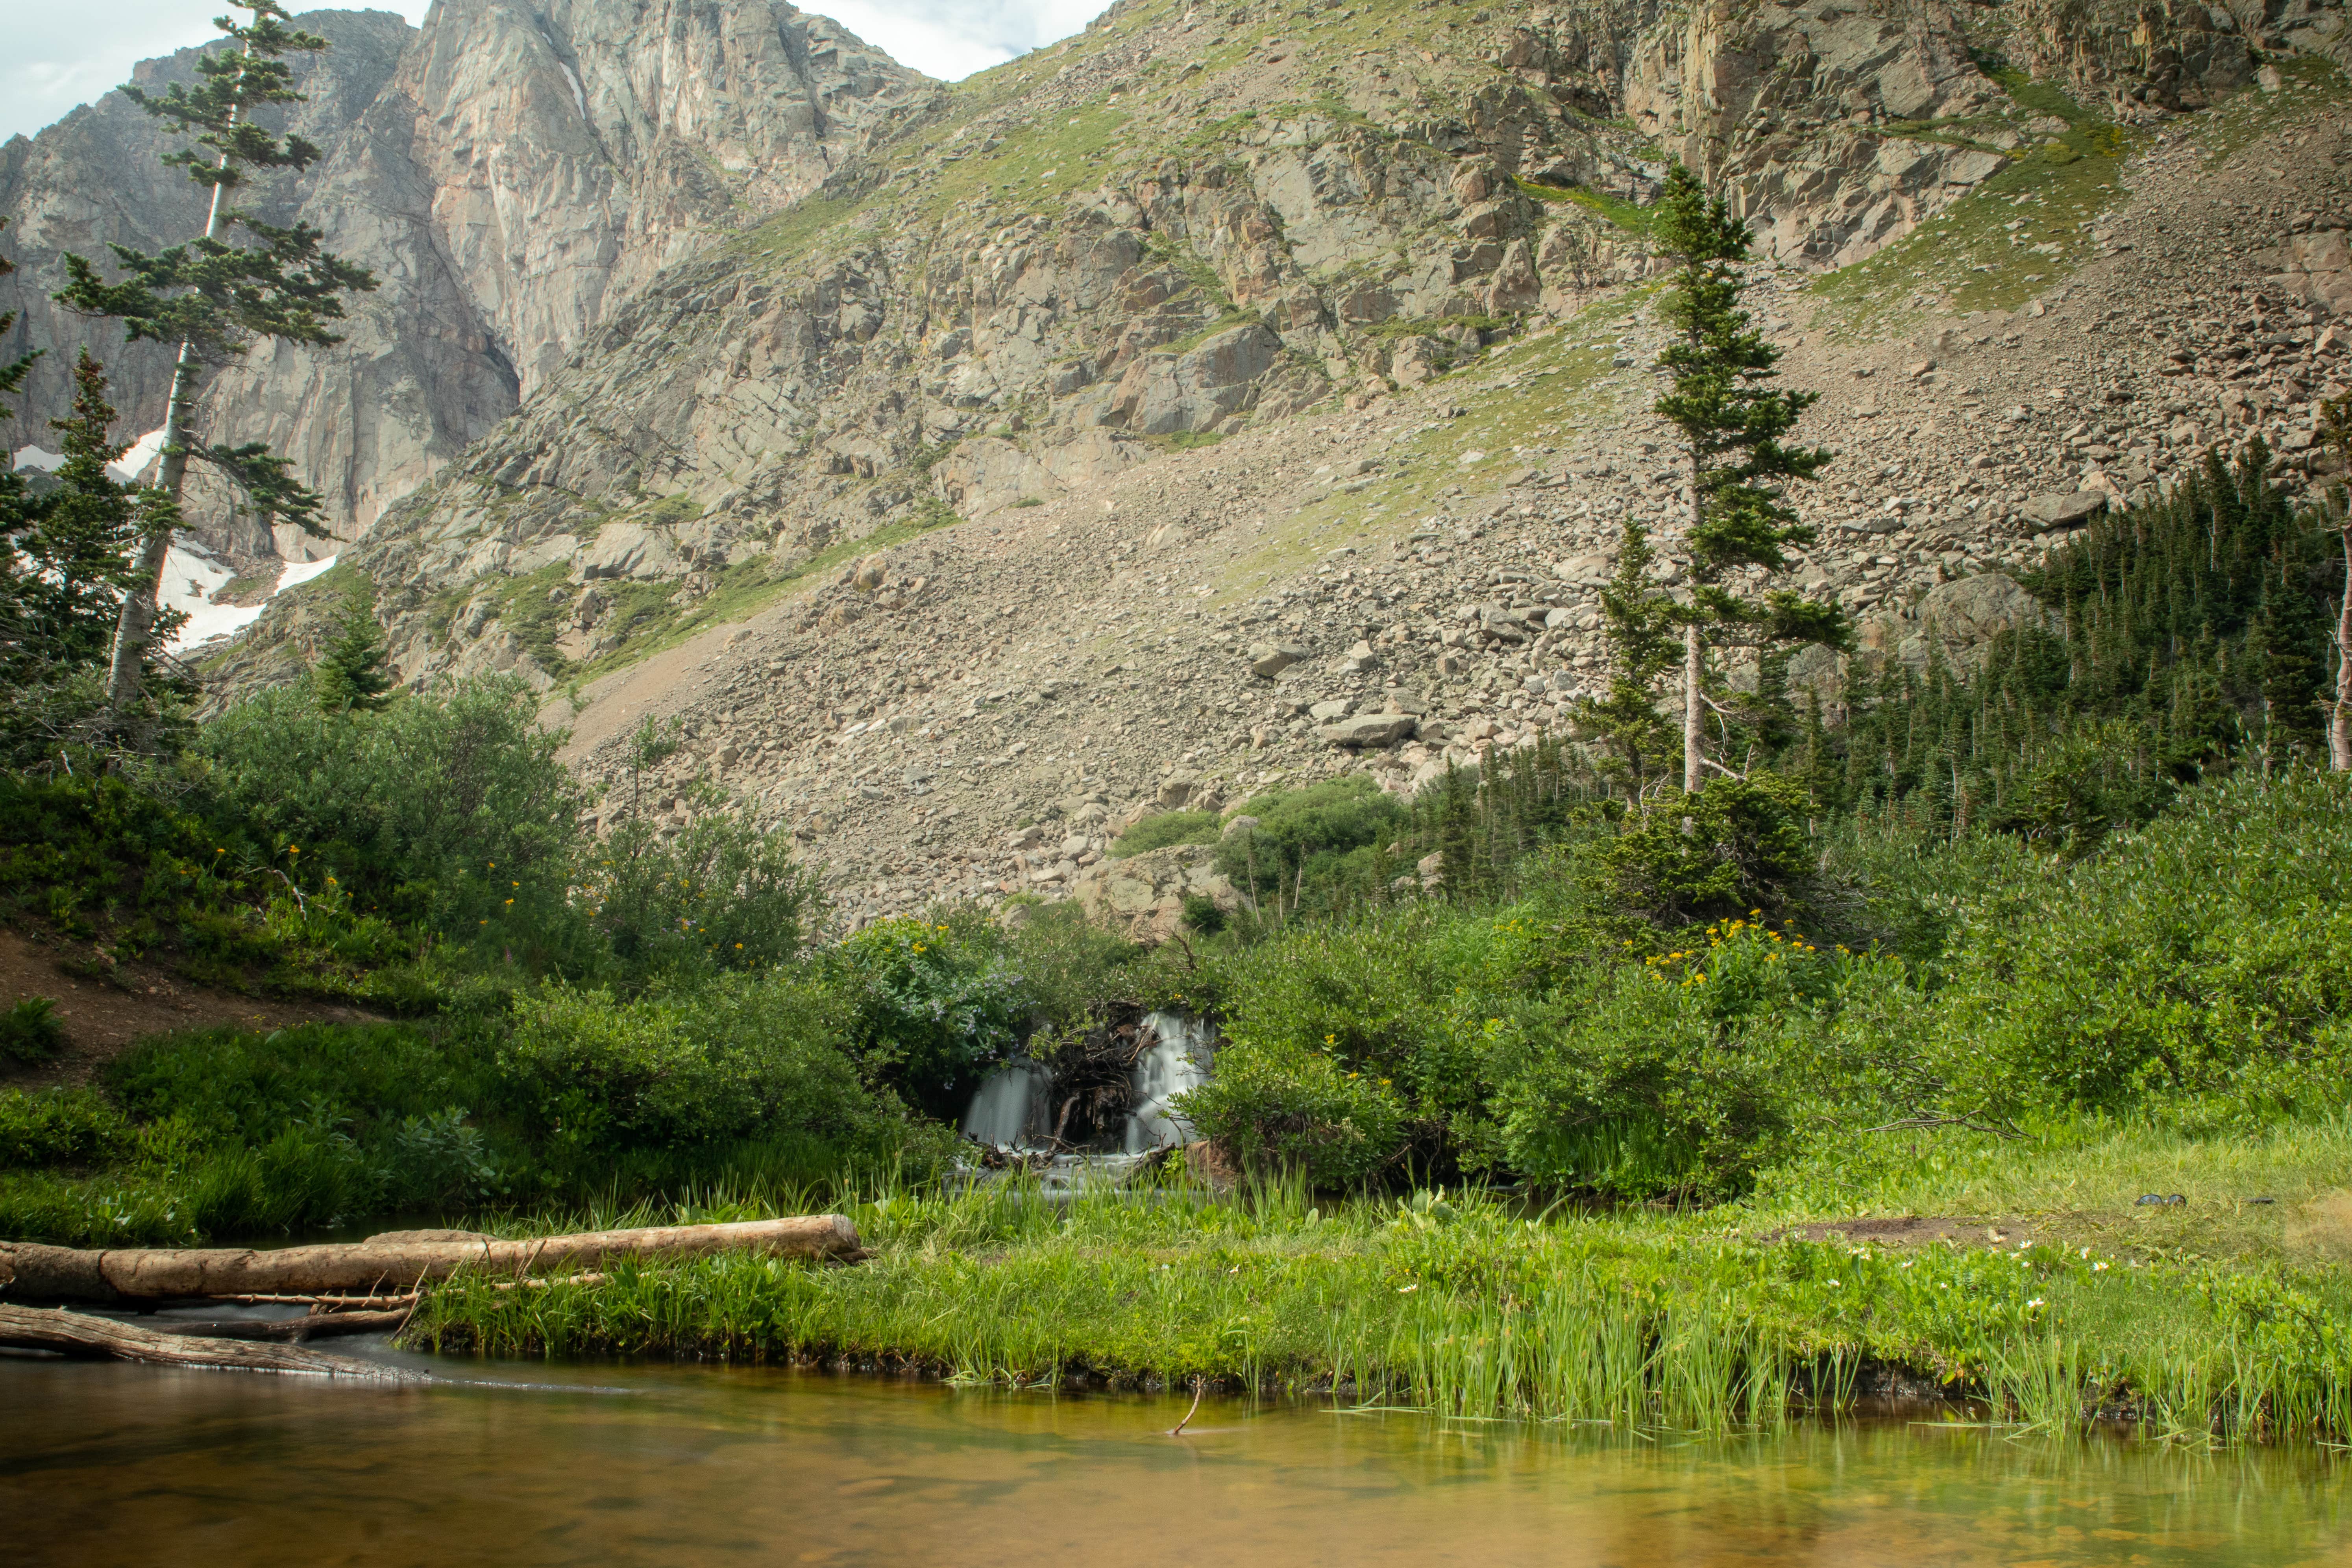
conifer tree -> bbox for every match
[55,0,375,717]
[1650,163,1847,793]
[1,221,43,616]
[2323,392,2351,772]
[313,590,395,713]
[1574,517,1679,801]
[12,353,150,670]
[0,220,37,416]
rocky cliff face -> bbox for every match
[13,0,2349,930]
[0,8,412,549]
[1,1,930,557]
[13,0,2309,565]
[235,0,2323,658]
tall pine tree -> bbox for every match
[11,353,150,672]
[1651,164,1846,793]
[56,1,375,717]
[2323,392,2350,772]
[313,590,395,713]
[2,220,44,640]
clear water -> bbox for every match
[6,1347,2348,1565]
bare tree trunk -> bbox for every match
[1684,621,1705,796]
[102,109,235,716]
[0,1215,862,1304]
[2332,523,2351,773]
[0,1303,427,1379]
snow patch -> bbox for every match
[13,427,164,483]
[110,428,167,485]
[165,542,340,654]
[560,61,587,118]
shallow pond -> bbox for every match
[6,1343,2349,1565]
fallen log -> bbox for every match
[0,1304,427,1379]
[137,1308,414,1344]
[0,1215,862,1304]
[189,1292,421,1310]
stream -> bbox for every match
[6,1343,2349,1565]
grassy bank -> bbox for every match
[404,1150,2352,1444]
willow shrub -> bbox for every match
[194,677,584,949]
[498,971,928,1170]
[1922,769,2352,1122]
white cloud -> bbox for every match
[818,0,1105,80]
[5,2,1107,144]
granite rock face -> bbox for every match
[0,1,929,553]
[0,8,413,547]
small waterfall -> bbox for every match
[962,1063,1049,1148]
[1124,1011,1214,1154]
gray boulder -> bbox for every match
[2022,490,2109,533]
[1249,642,1312,679]
[1322,713,1417,748]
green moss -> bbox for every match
[1807,79,2143,331]
[1111,810,1222,857]
[1515,178,1653,236]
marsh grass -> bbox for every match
[403,1168,2352,1443]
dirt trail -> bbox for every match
[0,930,382,1091]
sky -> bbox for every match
[3,0,1106,144]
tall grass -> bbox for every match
[401,1174,2352,1444]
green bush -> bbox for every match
[823,913,1031,1117]
[1595,774,1816,926]
[1215,775,1405,910]
[0,997,66,1063]
[0,1088,128,1169]
[500,972,910,1163]
[1488,921,1825,1198]
[1923,770,2352,1118]
[1112,810,1220,856]
[193,677,584,945]
[1177,1037,1407,1188]
[582,804,821,977]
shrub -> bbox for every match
[0,997,66,1063]
[0,1088,128,1169]
[823,913,1030,1117]
[1112,810,1220,856]
[500,972,908,1163]
[1594,774,1815,926]
[1488,923,1820,1198]
[193,677,584,942]
[1215,775,1405,910]
[1208,906,1484,1129]
[1180,892,1226,934]
[582,805,822,978]
[1923,770,2352,1118]
[1177,1038,1407,1188]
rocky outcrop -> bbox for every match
[2,1,929,555]
[1625,0,2015,267]
[1070,843,1239,942]
[0,10,413,506]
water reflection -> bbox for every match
[4,1356,2347,1566]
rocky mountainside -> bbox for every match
[0,7,412,555]
[1,1,929,557]
[178,0,2352,932]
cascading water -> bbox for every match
[961,1063,1049,1149]
[1123,1011,1214,1154]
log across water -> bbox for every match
[0,1216,862,1304]
[0,1304,428,1380]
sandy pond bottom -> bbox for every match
[6,1346,2350,1567]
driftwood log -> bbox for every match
[0,1215,862,1304]
[0,1304,427,1379]
[140,1308,415,1343]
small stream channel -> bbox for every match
[6,1346,2348,1565]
